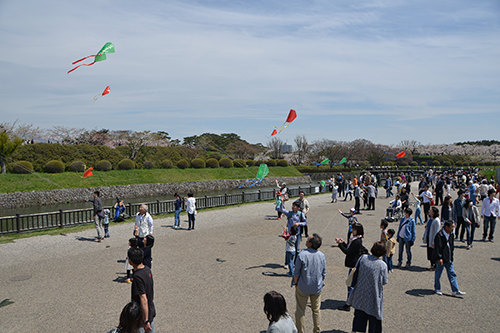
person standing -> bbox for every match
[88,190,104,242]
[421,185,433,223]
[453,190,466,242]
[384,176,393,198]
[134,205,154,239]
[295,191,310,238]
[435,175,444,206]
[173,193,182,229]
[128,247,156,332]
[185,193,196,230]
[481,188,500,242]
[263,291,297,333]
[365,183,377,210]
[433,221,466,297]
[463,198,480,249]
[348,242,388,333]
[353,185,361,213]
[293,234,326,333]
[397,208,416,269]
[279,201,308,256]
[422,207,441,270]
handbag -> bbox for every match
[430,199,435,206]
[345,267,358,287]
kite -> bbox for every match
[385,151,406,160]
[83,167,93,178]
[396,151,406,159]
[332,157,347,165]
[319,180,328,192]
[93,86,110,102]
[67,42,115,74]
[313,158,330,166]
[268,109,297,137]
[238,164,269,188]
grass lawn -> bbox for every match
[0,166,304,193]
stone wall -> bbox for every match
[0,176,312,209]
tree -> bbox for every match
[48,126,84,144]
[399,140,421,155]
[0,131,23,173]
[267,137,284,159]
[126,131,152,161]
[293,135,309,165]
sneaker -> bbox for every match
[276,217,282,220]
[489,239,494,243]
[482,238,486,242]
[466,245,471,250]
[435,290,443,295]
[405,264,411,269]
[337,304,351,311]
[284,265,288,270]
[125,278,131,283]
[452,290,466,296]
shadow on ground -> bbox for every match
[397,265,427,272]
[247,263,283,270]
[491,257,500,262]
[322,330,349,333]
[75,236,96,242]
[405,288,436,297]
[117,259,126,263]
[113,275,129,283]
[321,299,345,310]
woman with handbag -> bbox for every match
[422,207,441,271]
[335,223,366,312]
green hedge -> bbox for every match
[219,158,233,168]
[277,159,288,167]
[177,159,189,169]
[144,161,155,169]
[233,158,246,168]
[95,160,112,171]
[13,161,34,174]
[161,159,173,169]
[118,159,135,170]
[191,158,206,169]
[206,158,219,168]
[45,160,65,173]
[266,159,277,167]
[246,160,255,166]
[70,161,86,172]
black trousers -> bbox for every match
[423,202,431,222]
[435,191,443,206]
[368,197,375,210]
[355,197,360,213]
[455,216,465,240]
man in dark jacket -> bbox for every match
[433,220,466,297]
[88,190,104,242]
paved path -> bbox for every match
[1,188,499,332]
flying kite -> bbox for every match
[83,167,93,178]
[268,109,297,137]
[238,164,269,188]
[67,42,115,74]
[313,158,330,166]
[332,157,347,165]
[93,86,110,102]
[385,151,406,160]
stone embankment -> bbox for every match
[0,176,312,209]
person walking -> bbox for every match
[366,183,377,210]
[396,208,416,269]
[453,190,466,242]
[88,190,104,242]
[433,221,466,297]
[481,188,499,242]
[463,198,480,248]
[293,234,326,333]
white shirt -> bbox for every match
[186,197,196,214]
[481,197,500,217]
[135,212,154,238]
[422,191,433,204]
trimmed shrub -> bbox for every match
[45,160,65,173]
[484,161,493,166]
[399,162,408,167]
[233,158,246,168]
[206,158,219,168]
[144,161,155,169]
[432,160,440,166]
[254,160,263,166]
[277,159,289,167]
[161,159,173,169]
[95,160,112,171]
[13,161,34,174]
[118,159,135,170]
[410,161,418,166]
[210,152,222,160]
[219,158,233,168]
[69,161,86,172]
[191,158,206,169]
[455,161,463,166]
[443,161,451,167]
[469,161,477,166]
[420,161,428,166]
[266,159,277,167]
[176,159,189,169]
[246,160,255,167]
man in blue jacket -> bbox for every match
[397,207,416,268]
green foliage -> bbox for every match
[69,161,86,172]
[410,161,418,166]
[161,159,173,169]
[266,159,277,167]
[443,161,452,167]
[219,158,233,168]
[246,160,255,167]
[176,159,189,169]
[206,158,219,168]
[399,162,408,167]
[432,160,440,166]
[118,159,135,170]
[455,161,463,166]
[254,160,264,166]
[295,165,353,173]
[277,159,289,167]
[0,131,23,173]
[95,160,112,171]
[144,161,155,169]
[484,161,493,166]
[45,160,65,173]
[12,161,34,174]
[210,152,222,160]
[191,158,206,169]
[233,158,246,168]
[470,161,477,166]
[420,161,428,166]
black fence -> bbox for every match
[0,185,321,235]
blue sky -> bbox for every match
[0,0,499,146]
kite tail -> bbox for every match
[248,178,264,187]
[67,62,96,74]
[72,54,99,65]
[277,123,291,134]
[93,94,102,102]
[238,179,256,189]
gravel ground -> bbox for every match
[1,185,499,332]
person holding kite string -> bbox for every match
[277,199,307,257]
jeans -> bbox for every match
[434,262,459,293]
[463,221,471,245]
[368,197,375,210]
[397,237,412,266]
[295,234,302,256]
[483,216,497,240]
[387,255,393,271]
[415,207,423,224]
[174,208,181,227]
[295,286,322,333]
[285,251,295,276]
[188,213,195,229]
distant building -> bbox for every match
[282,142,293,153]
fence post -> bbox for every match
[258,190,261,201]
[157,200,160,215]
[59,209,64,228]
[205,196,208,208]
[242,191,245,203]
[128,203,132,217]
[16,214,21,234]
[225,193,227,205]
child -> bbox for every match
[125,237,138,283]
[411,192,423,225]
[386,229,396,273]
[331,183,338,203]
[139,234,155,269]
[103,209,111,238]
[281,226,298,277]
[380,219,389,246]
[275,191,282,220]
[339,208,358,240]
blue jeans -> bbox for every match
[285,251,295,276]
[397,238,412,266]
[295,234,302,256]
[174,209,181,227]
[434,262,459,292]
[387,255,393,271]
[483,216,497,241]
[415,207,423,224]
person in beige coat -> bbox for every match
[463,198,480,249]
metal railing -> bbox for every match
[0,185,321,235]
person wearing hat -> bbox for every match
[339,208,359,240]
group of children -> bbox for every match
[124,231,155,283]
